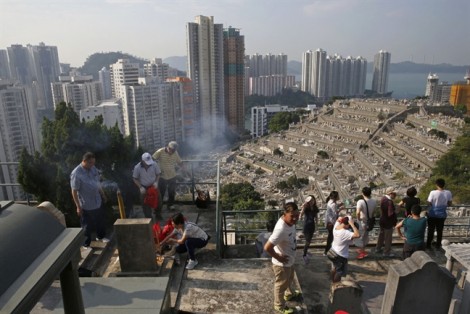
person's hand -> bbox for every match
[153,182,158,189]
[76,206,82,216]
[140,186,146,194]
[276,254,289,264]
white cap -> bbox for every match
[142,152,154,165]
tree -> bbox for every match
[220,182,263,210]
[268,112,300,133]
[455,104,468,115]
[18,102,139,226]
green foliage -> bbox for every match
[268,112,300,133]
[255,167,265,175]
[273,148,284,156]
[78,52,148,79]
[17,102,139,226]
[276,181,289,190]
[455,104,468,115]
[405,122,416,128]
[317,150,329,159]
[267,199,278,209]
[245,89,316,111]
[220,182,264,210]
[418,125,470,203]
[428,129,448,140]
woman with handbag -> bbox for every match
[324,191,344,255]
[355,187,377,259]
[328,216,360,283]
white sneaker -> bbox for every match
[96,237,110,243]
[186,259,198,270]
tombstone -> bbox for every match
[381,251,455,314]
[114,218,158,275]
[328,280,363,314]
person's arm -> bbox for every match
[349,218,360,238]
[264,240,289,264]
[356,201,362,220]
[395,219,406,241]
[71,189,81,216]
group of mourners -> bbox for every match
[262,178,453,314]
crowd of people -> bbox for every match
[262,180,453,314]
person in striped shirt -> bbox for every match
[152,141,186,211]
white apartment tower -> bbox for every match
[98,67,112,99]
[0,80,39,200]
[80,100,124,134]
[425,73,439,98]
[143,58,171,82]
[51,74,103,113]
[187,15,225,139]
[110,59,139,99]
[121,78,184,151]
[372,50,391,94]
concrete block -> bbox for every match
[328,279,363,314]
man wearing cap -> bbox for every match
[375,187,398,257]
[153,141,186,211]
[133,152,161,219]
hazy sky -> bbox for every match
[1,0,469,68]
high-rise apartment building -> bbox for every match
[80,99,124,134]
[0,50,10,79]
[110,59,139,99]
[251,104,291,138]
[249,75,296,96]
[449,72,470,112]
[51,74,103,112]
[0,80,39,200]
[425,73,439,99]
[98,67,112,99]
[121,78,184,151]
[143,58,171,82]
[187,15,225,139]
[371,50,391,94]
[223,27,245,134]
[166,77,196,141]
[303,50,367,101]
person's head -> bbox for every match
[141,152,154,167]
[362,186,372,198]
[305,195,316,206]
[81,152,95,169]
[266,220,276,232]
[340,216,350,227]
[326,190,339,202]
[167,141,178,154]
[282,202,299,226]
[406,186,418,198]
[385,187,397,199]
[171,212,185,227]
[411,204,422,216]
[435,178,446,189]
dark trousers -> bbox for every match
[324,224,334,254]
[303,229,314,256]
[403,242,425,259]
[427,217,446,248]
[175,237,208,260]
[81,208,106,246]
[158,177,177,207]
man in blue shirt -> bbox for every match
[71,152,108,247]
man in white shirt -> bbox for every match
[426,178,452,249]
[132,152,161,220]
[264,202,300,314]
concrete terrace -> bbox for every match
[32,202,463,314]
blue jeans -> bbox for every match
[175,237,208,260]
[81,208,106,246]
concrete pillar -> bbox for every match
[60,260,85,314]
[328,280,363,314]
[114,218,157,273]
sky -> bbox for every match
[1,0,469,68]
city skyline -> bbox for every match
[1,0,469,68]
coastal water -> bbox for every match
[366,72,466,99]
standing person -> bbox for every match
[152,141,186,211]
[355,186,377,259]
[264,202,301,314]
[426,178,452,250]
[328,216,360,283]
[398,186,421,217]
[255,220,276,258]
[375,187,398,257]
[159,212,210,269]
[396,204,427,259]
[324,191,344,255]
[71,152,109,247]
[300,195,319,264]
[132,152,161,220]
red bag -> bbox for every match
[144,186,159,209]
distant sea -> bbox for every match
[366,72,466,99]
